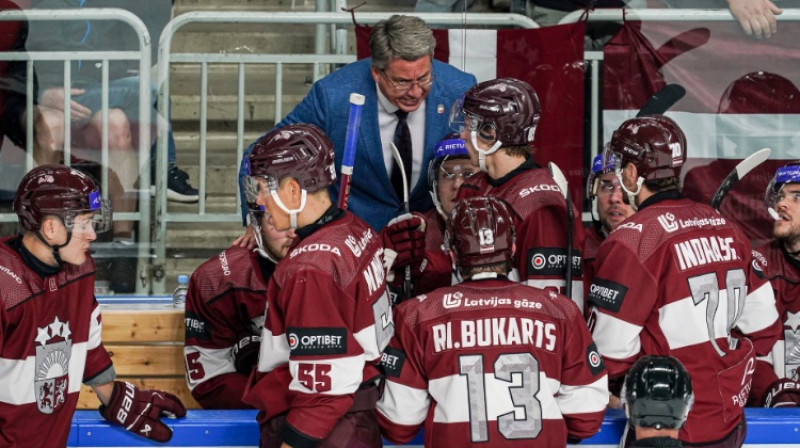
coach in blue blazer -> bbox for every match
[239,15,475,231]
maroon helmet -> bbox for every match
[452,77,541,147]
[245,123,336,194]
[608,114,686,181]
[14,164,110,232]
[447,195,515,274]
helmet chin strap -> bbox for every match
[615,170,643,212]
[270,189,307,229]
[34,230,70,267]
[430,190,448,220]
[470,131,502,172]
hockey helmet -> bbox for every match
[623,355,694,430]
[447,195,515,275]
[450,77,541,148]
[14,164,111,233]
[765,161,800,209]
[428,133,473,217]
[607,115,686,181]
[586,147,618,200]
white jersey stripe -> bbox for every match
[257,328,289,373]
[183,345,236,390]
[736,282,779,334]
[0,342,87,405]
[592,311,642,360]
[87,306,103,350]
[659,295,729,350]
[354,324,380,361]
[557,376,609,415]
[377,381,429,426]
[287,354,364,396]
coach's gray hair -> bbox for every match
[369,15,436,71]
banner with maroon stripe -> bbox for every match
[603,20,800,247]
[356,22,588,205]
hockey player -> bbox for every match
[241,124,393,448]
[377,195,608,447]
[749,162,800,407]
[583,151,635,307]
[1,165,186,446]
[382,134,478,300]
[623,356,693,447]
[588,115,781,447]
[183,202,294,409]
[452,77,585,310]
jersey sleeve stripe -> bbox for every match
[377,380,429,425]
[353,324,380,361]
[257,328,290,373]
[87,306,103,350]
[287,355,364,396]
[557,376,609,414]
[592,311,642,360]
[183,345,237,390]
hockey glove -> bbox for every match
[99,381,187,442]
[232,333,262,374]
[381,212,427,279]
[763,378,800,408]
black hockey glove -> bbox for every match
[99,381,187,442]
[232,333,262,374]
[763,378,800,408]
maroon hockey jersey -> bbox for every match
[751,241,800,398]
[243,211,393,444]
[377,277,608,447]
[184,245,273,408]
[408,209,452,297]
[0,236,114,447]
[582,226,605,318]
[588,195,780,444]
[457,162,585,311]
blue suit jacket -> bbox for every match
[239,58,476,231]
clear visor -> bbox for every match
[766,164,800,208]
[449,98,466,133]
[244,175,278,205]
[764,181,800,209]
[62,200,112,235]
[602,146,623,174]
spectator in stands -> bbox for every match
[26,0,199,204]
[749,162,800,408]
[377,195,608,447]
[0,164,186,446]
[237,14,476,233]
[622,355,693,447]
[583,150,634,310]
[0,0,61,166]
[415,0,473,13]
[184,202,294,409]
[588,115,780,447]
[381,133,477,302]
[656,0,788,40]
[242,124,392,448]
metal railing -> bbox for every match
[0,8,152,294]
[152,11,539,293]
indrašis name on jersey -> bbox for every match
[672,236,738,271]
[431,317,556,353]
[364,248,386,295]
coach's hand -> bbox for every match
[381,212,427,278]
[100,381,187,442]
[763,378,800,408]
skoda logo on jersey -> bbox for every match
[657,212,679,233]
[288,333,299,351]
[531,253,546,270]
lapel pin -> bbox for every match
[437,104,445,114]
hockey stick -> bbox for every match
[710,147,771,210]
[548,162,573,300]
[636,84,686,117]
[390,141,414,301]
[337,93,366,209]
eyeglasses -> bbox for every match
[597,180,623,196]
[380,70,434,94]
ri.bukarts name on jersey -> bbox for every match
[431,317,557,353]
[288,327,348,356]
[672,236,739,271]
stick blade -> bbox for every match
[710,147,771,210]
[636,84,686,117]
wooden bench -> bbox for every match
[77,304,201,409]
